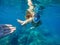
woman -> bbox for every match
[17,0,44,29]
[17,0,34,25]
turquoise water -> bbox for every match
[0,0,60,45]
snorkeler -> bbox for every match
[0,24,16,38]
[17,0,34,25]
[17,0,44,29]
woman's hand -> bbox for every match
[0,24,16,38]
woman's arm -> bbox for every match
[17,18,33,25]
[27,0,34,15]
[22,18,33,25]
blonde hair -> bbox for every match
[25,11,33,19]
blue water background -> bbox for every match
[0,0,60,45]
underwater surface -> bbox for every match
[0,0,60,45]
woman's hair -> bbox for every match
[25,11,33,19]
